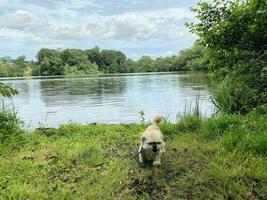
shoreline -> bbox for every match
[0,71,201,81]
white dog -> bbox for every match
[139,115,165,166]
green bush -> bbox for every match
[0,84,24,151]
[212,77,255,114]
[0,106,24,149]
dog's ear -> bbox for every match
[141,136,146,144]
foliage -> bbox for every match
[61,49,99,75]
[0,45,208,77]
[0,104,24,150]
[171,46,208,71]
[37,48,65,76]
[0,56,34,77]
[212,76,257,113]
[100,50,127,73]
[0,82,18,97]
[154,56,174,72]
[0,81,22,149]
[136,56,155,72]
[187,0,267,113]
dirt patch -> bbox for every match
[128,175,167,200]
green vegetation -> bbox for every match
[0,82,18,97]
[0,82,22,150]
[187,0,267,113]
[0,111,266,199]
[0,45,207,77]
[0,56,34,77]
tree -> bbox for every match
[100,50,127,73]
[13,55,33,76]
[85,47,103,67]
[136,56,155,72]
[37,48,64,76]
[187,0,267,113]
[171,46,205,71]
[154,57,173,72]
[61,49,87,66]
[121,58,137,73]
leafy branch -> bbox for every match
[0,82,18,97]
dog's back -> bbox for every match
[142,115,164,141]
[143,125,163,141]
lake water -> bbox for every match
[1,72,215,128]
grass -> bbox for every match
[0,113,266,199]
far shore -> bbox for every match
[0,71,195,81]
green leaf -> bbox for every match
[0,82,18,97]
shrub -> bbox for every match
[0,105,24,149]
[0,84,24,151]
[212,77,256,114]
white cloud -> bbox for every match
[0,28,53,44]
[0,2,194,42]
[49,24,90,40]
[112,14,157,39]
[86,14,157,40]
[130,8,194,20]
[0,10,44,30]
[163,25,194,40]
[55,0,102,9]
[83,7,193,41]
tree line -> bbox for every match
[0,46,208,77]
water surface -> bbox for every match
[1,72,215,128]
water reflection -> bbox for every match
[1,72,215,128]
[40,77,127,107]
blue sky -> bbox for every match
[0,0,205,60]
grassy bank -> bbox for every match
[0,113,266,199]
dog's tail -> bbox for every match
[153,115,163,124]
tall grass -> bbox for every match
[176,96,202,133]
[174,96,267,156]
[212,76,256,114]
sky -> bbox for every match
[0,0,205,60]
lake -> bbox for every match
[1,72,215,128]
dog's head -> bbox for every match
[141,136,164,153]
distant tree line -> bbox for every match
[0,46,208,77]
